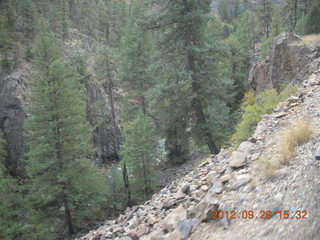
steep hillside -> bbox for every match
[79,50,320,240]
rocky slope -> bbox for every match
[79,54,320,240]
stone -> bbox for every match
[181,184,190,194]
[219,174,231,184]
[251,153,260,161]
[274,192,284,202]
[288,96,300,103]
[176,219,196,238]
[229,151,247,168]
[162,199,175,210]
[205,172,218,184]
[316,146,320,160]
[231,174,251,190]
[128,224,149,238]
[201,185,209,192]
[274,112,288,118]
[207,182,223,195]
[248,137,257,143]
[175,191,187,200]
[187,196,219,222]
[237,141,254,153]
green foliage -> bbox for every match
[231,85,298,144]
[225,34,249,102]
[149,0,235,161]
[304,1,320,34]
[260,36,272,59]
[294,15,307,35]
[0,130,31,240]
[26,33,106,237]
[105,165,126,215]
[119,0,153,119]
[271,6,283,37]
[121,111,157,203]
[218,0,244,23]
[0,0,16,64]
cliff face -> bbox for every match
[0,62,30,177]
[249,33,320,92]
[0,29,122,175]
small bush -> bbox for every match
[279,119,314,164]
[231,85,298,144]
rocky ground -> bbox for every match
[78,71,320,240]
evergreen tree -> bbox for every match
[119,0,154,119]
[150,0,235,161]
[258,0,273,37]
[26,33,106,237]
[304,0,320,34]
[121,111,157,202]
[271,6,283,37]
[0,129,29,240]
[105,165,125,216]
[20,0,37,39]
[107,0,128,47]
[0,0,16,69]
[225,34,248,103]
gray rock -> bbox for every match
[181,184,190,194]
[237,141,254,153]
[229,151,247,168]
[176,219,196,238]
[207,182,223,195]
[231,174,251,190]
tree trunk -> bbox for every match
[141,157,149,198]
[293,0,298,28]
[122,162,132,207]
[63,197,75,236]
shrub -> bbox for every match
[278,118,314,164]
[231,85,298,144]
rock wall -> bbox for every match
[0,62,30,177]
[249,33,320,92]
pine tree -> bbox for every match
[105,164,126,215]
[20,0,37,39]
[304,0,320,34]
[121,111,157,202]
[0,129,29,240]
[0,0,16,69]
[107,0,128,47]
[258,0,273,37]
[119,0,154,120]
[150,0,235,161]
[271,6,283,37]
[225,34,248,103]
[26,33,106,237]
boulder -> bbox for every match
[229,151,247,168]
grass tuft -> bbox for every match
[278,119,314,164]
[301,34,320,45]
[258,118,314,179]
